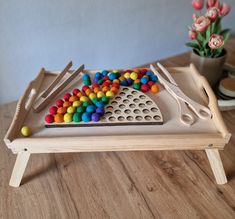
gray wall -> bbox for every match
[0,0,234,104]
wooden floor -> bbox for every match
[1,39,235,218]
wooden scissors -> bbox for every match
[150,63,212,126]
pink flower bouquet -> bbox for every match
[186,0,231,58]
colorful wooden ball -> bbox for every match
[95,72,102,79]
[148,81,155,87]
[113,79,120,83]
[91,97,98,104]
[101,96,109,104]
[133,68,140,74]
[77,91,85,98]
[64,113,72,123]
[101,70,108,76]
[102,81,110,87]
[134,79,140,83]
[67,106,76,114]
[82,112,91,122]
[77,106,86,113]
[124,72,130,79]
[112,82,120,89]
[73,88,80,96]
[73,113,81,122]
[97,79,103,85]
[56,99,64,107]
[54,114,64,123]
[150,75,158,82]
[93,87,100,93]
[89,93,96,100]
[120,80,128,86]
[82,85,90,92]
[21,126,30,137]
[83,101,90,107]
[108,73,117,81]
[49,106,58,115]
[80,96,89,102]
[97,91,105,98]
[145,70,152,76]
[73,100,82,107]
[91,113,100,122]
[69,95,78,102]
[140,69,147,74]
[141,84,150,92]
[92,83,99,89]
[86,105,96,113]
[83,74,90,80]
[106,91,114,98]
[96,101,104,108]
[119,76,125,81]
[102,76,109,81]
[84,79,91,86]
[126,78,133,85]
[133,83,141,90]
[96,107,105,115]
[130,72,138,80]
[64,93,71,101]
[102,86,109,93]
[110,87,119,94]
[63,101,72,108]
[45,114,54,123]
[85,89,92,96]
[151,84,159,93]
[57,107,67,114]
[140,77,149,84]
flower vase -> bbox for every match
[190,49,227,86]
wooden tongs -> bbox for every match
[150,63,212,126]
[33,61,84,113]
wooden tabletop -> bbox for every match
[0,39,235,218]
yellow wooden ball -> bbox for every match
[64,113,72,123]
[21,126,30,137]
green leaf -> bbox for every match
[221,29,231,43]
[213,48,223,58]
[197,32,205,43]
[211,17,221,34]
[185,41,200,49]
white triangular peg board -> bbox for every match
[46,86,163,128]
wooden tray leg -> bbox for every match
[205,148,227,184]
[9,151,30,187]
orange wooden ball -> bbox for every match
[77,91,85,98]
[110,87,119,94]
[69,95,78,102]
[63,101,71,108]
[54,114,64,123]
[93,87,100,93]
[151,84,159,93]
[57,107,67,114]
[85,89,92,96]
[102,86,109,93]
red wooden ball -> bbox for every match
[55,99,64,107]
[82,85,89,92]
[112,82,120,89]
[92,83,99,89]
[73,88,80,96]
[45,114,54,123]
[63,93,71,101]
[140,69,147,74]
[102,81,110,87]
[148,81,154,87]
[141,84,150,92]
[102,76,109,81]
[49,106,58,115]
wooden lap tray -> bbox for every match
[4,64,231,187]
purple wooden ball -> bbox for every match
[96,107,105,116]
[91,113,101,122]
